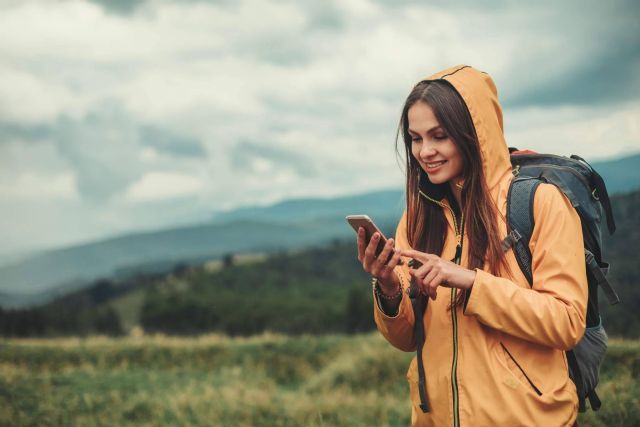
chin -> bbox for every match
[423,170,452,185]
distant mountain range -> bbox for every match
[210,189,405,224]
[0,190,404,307]
[1,153,639,308]
[587,153,640,194]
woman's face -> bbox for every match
[408,101,464,186]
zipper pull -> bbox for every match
[453,243,462,264]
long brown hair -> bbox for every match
[396,80,510,303]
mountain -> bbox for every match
[3,189,639,339]
[587,153,640,195]
[0,215,402,308]
[0,153,638,308]
[210,154,640,222]
[211,189,405,224]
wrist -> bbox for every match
[465,269,477,290]
[372,275,402,299]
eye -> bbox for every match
[434,133,448,141]
[411,136,421,143]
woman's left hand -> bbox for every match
[400,249,476,300]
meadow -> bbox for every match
[1,333,638,426]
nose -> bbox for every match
[419,141,437,160]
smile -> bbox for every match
[426,160,447,170]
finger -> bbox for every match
[400,249,433,262]
[356,227,366,261]
[421,268,440,299]
[410,258,436,280]
[378,247,402,278]
[375,238,395,268]
[422,268,439,290]
[363,232,381,270]
[372,238,394,277]
[386,247,402,270]
[428,273,448,300]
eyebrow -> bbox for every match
[408,126,442,135]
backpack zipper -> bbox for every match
[419,190,463,427]
[518,163,591,190]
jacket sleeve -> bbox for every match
[463,183,588,350]
[373,210,417,352]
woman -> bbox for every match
[357,65,587,426]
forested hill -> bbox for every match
[600,189,640,337]
[2,153,639,307]
[1,189,638,338]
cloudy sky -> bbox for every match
[1,0,638,259]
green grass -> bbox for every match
[0,334,637,426]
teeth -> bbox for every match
[427,161,446,168]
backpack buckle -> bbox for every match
[501,229,522,252]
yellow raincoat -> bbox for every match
[374,65,587,426]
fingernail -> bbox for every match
[373,233,379,240]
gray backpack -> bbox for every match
[506,148,620,412]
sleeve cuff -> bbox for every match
[463,268,488,315]
[373,268,410,319]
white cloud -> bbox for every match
[0,66,84,123]
[0,171,78,200]
[0,0,637,253]
[124,171,204,201]
[504,101,640,160]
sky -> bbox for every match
[0,0,639,258]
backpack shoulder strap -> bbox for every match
[410,292,430,413]
[503,176,541,287]
[408,260,430,413]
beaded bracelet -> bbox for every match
[372,277,403,300]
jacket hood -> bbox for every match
[418,65,512,200]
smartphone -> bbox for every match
[346,214,403,265]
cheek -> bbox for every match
[450,152,464,175]
[446,144,464,174]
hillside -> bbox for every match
[600,189,640,337]
[1,188,638,339]
[0,195,403,307]
[1,153,638,308]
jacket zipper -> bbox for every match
[419,190,463,427]
[500,342,542,396]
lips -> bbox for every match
[425,160,447,171]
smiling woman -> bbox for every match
[407,102,464,188]
[355,65,587,426]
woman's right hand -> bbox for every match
[357,227,402,294]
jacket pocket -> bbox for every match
[500,342,542,396]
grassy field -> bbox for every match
[1,333,638,426]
